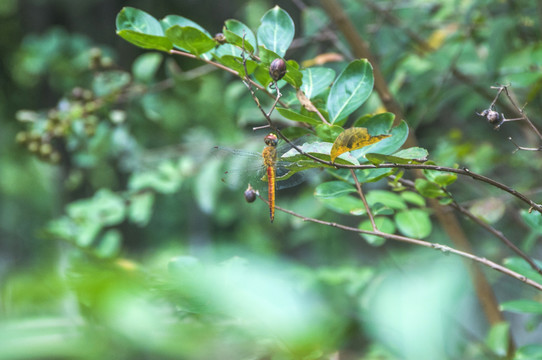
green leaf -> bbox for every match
[393,147,428,161]
[117,30,173,52]
[400,191,426,206]
[276,107,321,126]
[117,7,164,35]
[216,55,258,77]
[116,7,172,52]
[224,19,257,53]
[500,299,542,314]
[95,229,122,259]
[503,257,542,285]
[515,344,542,359]
[314,181,357,199]
[355,168,396,183]
[394,209,432,238]
[253,63,273,87]
[257,6,295,57]
[366,153,416,165]
[365,147,427,165]
[354,112,395,134]
[300,67,335,99]
[67,189,126,226]
[129,161,183,194]
[423,164,458,187]
[352,120,409,160]
[258,47,303,88]
[128,191,155,226]
[315,124,343,142]
[132,53,163,83]
[415,178,446,198]
[366,190,407,210]
[485,322,510,357]
[316,195,366,215]
[165,26,216,56]
[327,59,374,124]
[521,209,542,233]
[359,217,395,246]
[160,15,211,35]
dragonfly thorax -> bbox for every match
[262,146,277,167]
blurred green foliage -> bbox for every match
[1,0,542,359]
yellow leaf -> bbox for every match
[301,52,344,67]
[426,24,458,50]
[330,127,391,163]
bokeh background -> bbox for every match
[1,0,541,359]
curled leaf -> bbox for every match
[330,127,390,163]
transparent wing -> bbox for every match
[212,144,310,193]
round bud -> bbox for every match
[244,185,257,203]
[213,33,227,45]
[269,58,287,82]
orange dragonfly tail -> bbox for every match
[267,165,276,222]
[262,133,278,222]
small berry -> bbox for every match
[269,58,287,82]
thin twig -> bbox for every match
[267,81,282,118]
[508,137,542,152]
[490,84,542,141]
[395,176,542,276]
[257,195,542,292]
[169,49,288,107]
[350,169,377,230]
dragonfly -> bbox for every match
[214,133,315,222]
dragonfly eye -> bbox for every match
[264,133,278,147]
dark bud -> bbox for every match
[486,110,500,124]
[269,58,287,82]
[477,109,503,129]
[213,33,227,45]
[244,184,257,203]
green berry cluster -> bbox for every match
[15,86,102,164]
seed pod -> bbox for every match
[39,143,52,157]
[15,131,28,144]
[486,110,500,124]
[269,58,287,82]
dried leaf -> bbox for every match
[296,89,318,113]
[330,127,390,163]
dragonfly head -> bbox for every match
[264,133,278,147]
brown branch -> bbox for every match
[350,169,376,230]
[258,195,542,292]
[397,176,542,276]
[169,49,288,107]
